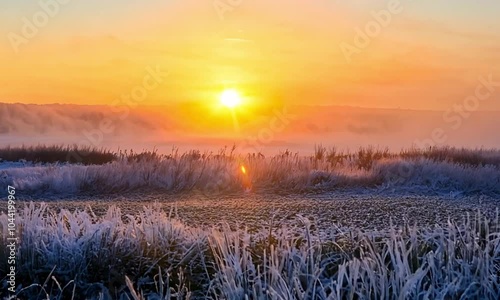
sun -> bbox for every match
[220,89,241,108]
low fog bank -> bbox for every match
[1,103,499,154]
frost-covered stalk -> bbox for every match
[0,203,499,299]
[2,146,500,197]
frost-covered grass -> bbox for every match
[0,203,499,299]
[2,144,499,168]
[1,145,500,197]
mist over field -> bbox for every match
[1,102,500,154]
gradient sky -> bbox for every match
[1,0,499,110]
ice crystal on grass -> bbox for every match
[0,204,499,299]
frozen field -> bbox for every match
[1,192,500,299]
[32,192,499,232]
[1,146,500,299]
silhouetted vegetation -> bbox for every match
[400,146,500,167]
[2,144,499,168]
[312,145,500,168]
[0,145,116,165]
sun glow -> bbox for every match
[220,89,241,108]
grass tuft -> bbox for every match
[0,204,499,299]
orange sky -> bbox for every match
[1,0,500,111]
